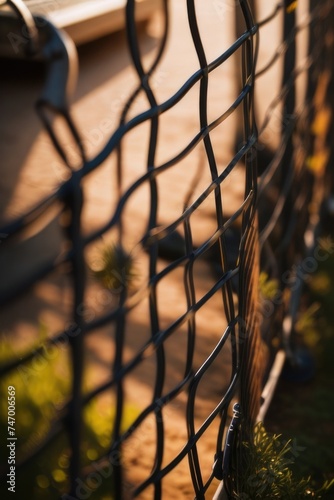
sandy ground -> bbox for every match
[0,1,309,498]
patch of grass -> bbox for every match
[265,236,334,491]
[233,423,334,499]
[259,272,280,300]
[0,325,139,499]
[90,243,136,293]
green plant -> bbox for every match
[264,239,334,492]
[0,324,139,499]
[0,328,71,498]
[259,272,279,300]
[233,423,334,499]
[90,243,136,292]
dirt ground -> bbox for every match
[0,1,309,498]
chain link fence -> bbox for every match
[0,0,333,498]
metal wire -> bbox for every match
[0,0,333,498]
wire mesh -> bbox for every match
[0,0,333,499]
